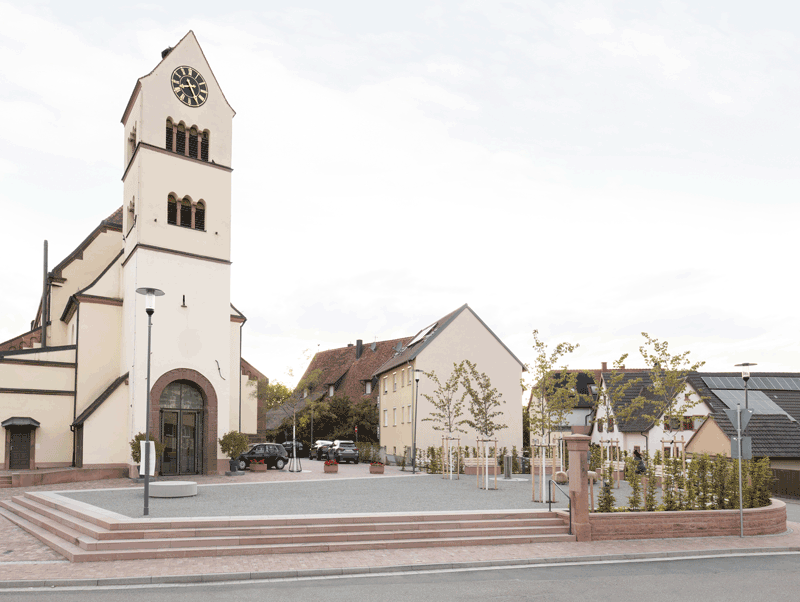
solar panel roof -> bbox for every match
[710,389,795,420]
[701,376,800,391]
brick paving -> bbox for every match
[1,462,798,585]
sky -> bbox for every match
[1,1,798,396]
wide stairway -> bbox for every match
[0,491,574,562]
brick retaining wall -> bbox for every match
[588,498,787,540]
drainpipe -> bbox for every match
[41,240,48,348]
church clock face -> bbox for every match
[171,66,208,107]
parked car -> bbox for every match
[237,443,289,470]
[281,440,305,458]
[328,440,359,464]
[311,440,333,460]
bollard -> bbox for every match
[504,455,512,479]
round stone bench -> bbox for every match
[149,481,197,498]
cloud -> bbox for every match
[576,18,614,36]
[600,29,691,78]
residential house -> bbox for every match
[591,369,711,458]
[262,338,412,438]
[373,304,525,461]
[0,32,264,475]
[685,373,800,495]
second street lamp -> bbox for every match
[135,287,164,517]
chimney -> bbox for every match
[356,339,363,359]
[601,361,607,371]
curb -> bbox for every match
[2,547,800,590]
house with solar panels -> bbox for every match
[685,373,800,495]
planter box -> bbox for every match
[251,464,267,472]
[324,464,338,473]
[369,465,385,474]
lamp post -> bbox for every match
[412,369,424,474]
[135,287,164,517]
[734,362,756,538]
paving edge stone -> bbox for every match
[3,547,800,589]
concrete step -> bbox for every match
[0,476,11,489]
[1,492,575,562]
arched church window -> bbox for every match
[176,123,186,155]
[201,130,209,162]
[180,198,192,228]
[167,195,178,225]
[194,201,205,231]
[188,126,199,158]
[166,118,174,151]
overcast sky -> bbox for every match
[1,1,798,395]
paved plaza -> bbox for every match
[0,462,799,589]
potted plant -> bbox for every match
[369,461,384,475]
[251,458,267,472]
[129,433,166,479]
[324,459,339,473]
[218,430,251,473]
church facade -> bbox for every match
[0,32,263,475]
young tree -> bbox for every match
[524,330,585,445]
[421,362,468,436]
[459,360,507,437]
[631,332,705,437]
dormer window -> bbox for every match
[365,381,372,395]
[328,385,335,398]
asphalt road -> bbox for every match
[5,554,800,601]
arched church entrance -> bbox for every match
[159,381,203,475]
[150,369,218,476]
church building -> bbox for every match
[0,32,264,476]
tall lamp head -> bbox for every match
[735,362,757,383]
[135,287,165,315]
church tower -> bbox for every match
[120,32,236,474]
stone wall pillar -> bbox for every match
[564,434,591,541]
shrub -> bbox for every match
[625,456,642,511]
[644,454,657,512]
[218,431,250,460]
[597,463,616,513]
[512,446,521,473]
[129,432,166,464]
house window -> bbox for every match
[383,377,388,394]
[401,371,405,387]
[634,446,641,454]
[167,195,207,231]
[383,409,388,427]
[365,381,372,395]
[328,385,334,398]
[393,373,397,392]
[597,419,604,433]
[303,389,308,398]
[408,404,411,420]
[393,408,397,426]
[608,417,615,432]
[180,198,192,228]
[401,407,404,423]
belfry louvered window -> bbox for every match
[176,124,186,155]
[201,131,209,161]
[167,195,178,225]
[166,119,174,151]
[188,127,198,158]
[194,202,205,231]
[180,199,192,228]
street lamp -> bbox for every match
[735,363,757,410]
[135,287,164,516]
[734,362,756,538]
[412,369,424,475]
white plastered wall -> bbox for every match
[0,393,73,467]
[75,303,123,419]
[82,382,130,466]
